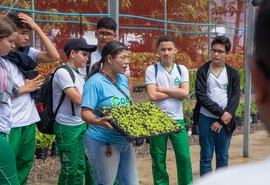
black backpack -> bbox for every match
[36,65,75,134]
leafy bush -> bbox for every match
[235,102,245,118]
[250,102,258,114]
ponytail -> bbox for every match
[87,58,104,79]
[87,41,128,79]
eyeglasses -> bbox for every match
[211,48,226,54]
[96,31,115,38]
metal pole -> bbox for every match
[164,0,167,34]
[31,0,36,48]
[107,0,110,15]
[109,0,119,41]
[79,14,83,38]
[243,1,255,158]
[208,0,211,61]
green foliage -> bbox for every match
[189,70,197,96]
[235,102,245,117]
[250,102,258,114]
[102,102,182,137]
[36,129,55,149]
[235,101,258,117]
[238,68,246,90]
[182,99,196,127]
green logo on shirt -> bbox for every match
[111,97,131,106]
[223,84,228,91]
[174,76,180,86]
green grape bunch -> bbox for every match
[101,102,183,139]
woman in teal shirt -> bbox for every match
[81,41,138,185]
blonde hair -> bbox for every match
[0,15,17,39]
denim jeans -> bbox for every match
[84,135,139,185]
[198,114,232,176]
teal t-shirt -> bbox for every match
[82,72,132,147]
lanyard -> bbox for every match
[99,70,132,105]
[0,58,7,91]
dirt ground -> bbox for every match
[28,130,270,185]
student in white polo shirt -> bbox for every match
[194,36,240,176]
[0,15,20,185]
[6,12,60,185]
[145,35,193,185]
[53,38,96,185]
[192,2,270,184]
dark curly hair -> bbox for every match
[157,35,176,46]
[7,12,32,30]
[97,17,117,32]
[211,36,231,53]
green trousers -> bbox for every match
[150,120,193,185]
[9,124,36,185]
[54,122,86,185]
[84,156,94,185]
[0,133,19,185]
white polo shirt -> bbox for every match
[145,62,189,120]
[200,67,228,118]
[0,99,12,134]
[52,64,85,126]
[4,47,41,128]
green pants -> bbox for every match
[9,124,36,185]
[0,133,19,185]
[54,122,86,185]
[150,120,193,185]
[84,156,94,185]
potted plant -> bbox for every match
[50,140,59,157]
[35,129,55,160]
[235,102,245,126]
[251,102,258,124]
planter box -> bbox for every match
[96,102,182,142]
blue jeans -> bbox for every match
[198,114,232,176]
[84,135,138,185]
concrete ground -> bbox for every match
[137,130,270,185]
[29,130,270,185]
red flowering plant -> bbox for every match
[36,61,62,82]
[226,53,244,70]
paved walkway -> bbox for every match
[29,130,270,185]
[137,130,270,185]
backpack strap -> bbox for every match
[54,88,66,118]
[154,63,158,78]
[53,65,76,117]
[176,64,182,76]
[154,63,182,78]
